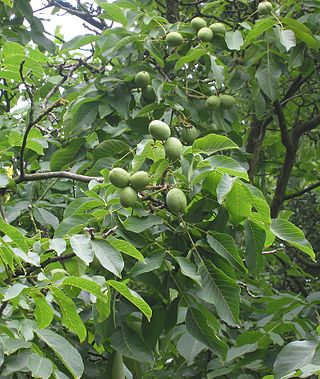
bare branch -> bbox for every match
[15,171,104,184]
[293,113,320,138]
[49,0,105,30]
[284,181,320,201]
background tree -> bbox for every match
[0,0,319,378]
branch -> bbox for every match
[26,253,76,276]
[19,61,35,178]
[19,99,66,180]
[14,171,104,184]
[284,181,320,201]
[270,145,298,218]
[43,60,83,108]
[293,113,320,138]
[0,197,7,223]
[274,100,291,150]
[49,0,105,30]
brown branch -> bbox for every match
[49,0,105,30]
[284,181,320,201]
[19,99,66,181]
[293,113,320,138]
[246,71,316,181]
[43,60,83,108]
[14,171,104,184]
[270,145,298,218]
[0,197,7,223]
[19,61,35,178]
[274,100,291,150]
[26,253,76,276]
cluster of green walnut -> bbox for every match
[108,120,190,214]
[164,1,273,46]
[135,66,236,112]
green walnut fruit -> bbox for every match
[130,171,150,191]
[219,94,236,109]
[191,17,207,31]
[120,186,138,208]
[198,27,213,42]
[209,22,226,35]
[149,120,171,140]
[206,95,221,110]
[166,31,184,47]
[257,1,273,15]
[142,85,156,101]
[166,188,187,214]
[181,126,198,145]
[109,168,130,188]
[135,71,150,88]
[164,137,182,160]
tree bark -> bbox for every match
[166,0,180,22]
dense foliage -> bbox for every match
[0,0,319,377]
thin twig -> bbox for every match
[14,171,104,184]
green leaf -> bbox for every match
[207,232,247,272]
[197,259,240,326]
[2,41,24,56]
[273,340,319,379]
[0,0,13,8]
[91,240,124,277]
[270,218,315,260]
[186,306,227,360]
[0,174,10,187]
[174,256,202,286]
[177,332,205,365]
[2,283,27,301]
[28,353,53,379]
[111,324,153,364]
[33,208,59,230]
[34,328,84,379]
[244,17,277,46]
[225,30,244,50]
[210,56,224,88]
[61,34,98,51]
[175,49,207,70]
[50,139,84,171]
[93,139,130,162]
[192,134,239,155]
[211,156,248,180]
[108,280,152,320]
[70,234,93,265]
[130,252,165,277]
[107,236,144,261]
[98,1,127,26]
[30,291,54,329]
[244,220,265,276]
[283,18,319,50]
[225,181,251,225]
[216,174,237,204]
[0,218,29,252]
[49,238,66,256]
[256,61,281,100]
[50,288,87,342]
[144,39,164,67]
[62,276,109,303]
[122,215,163,233]
[64,197,104,218]
[279,29,296,51]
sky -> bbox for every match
[30,0,90,40]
